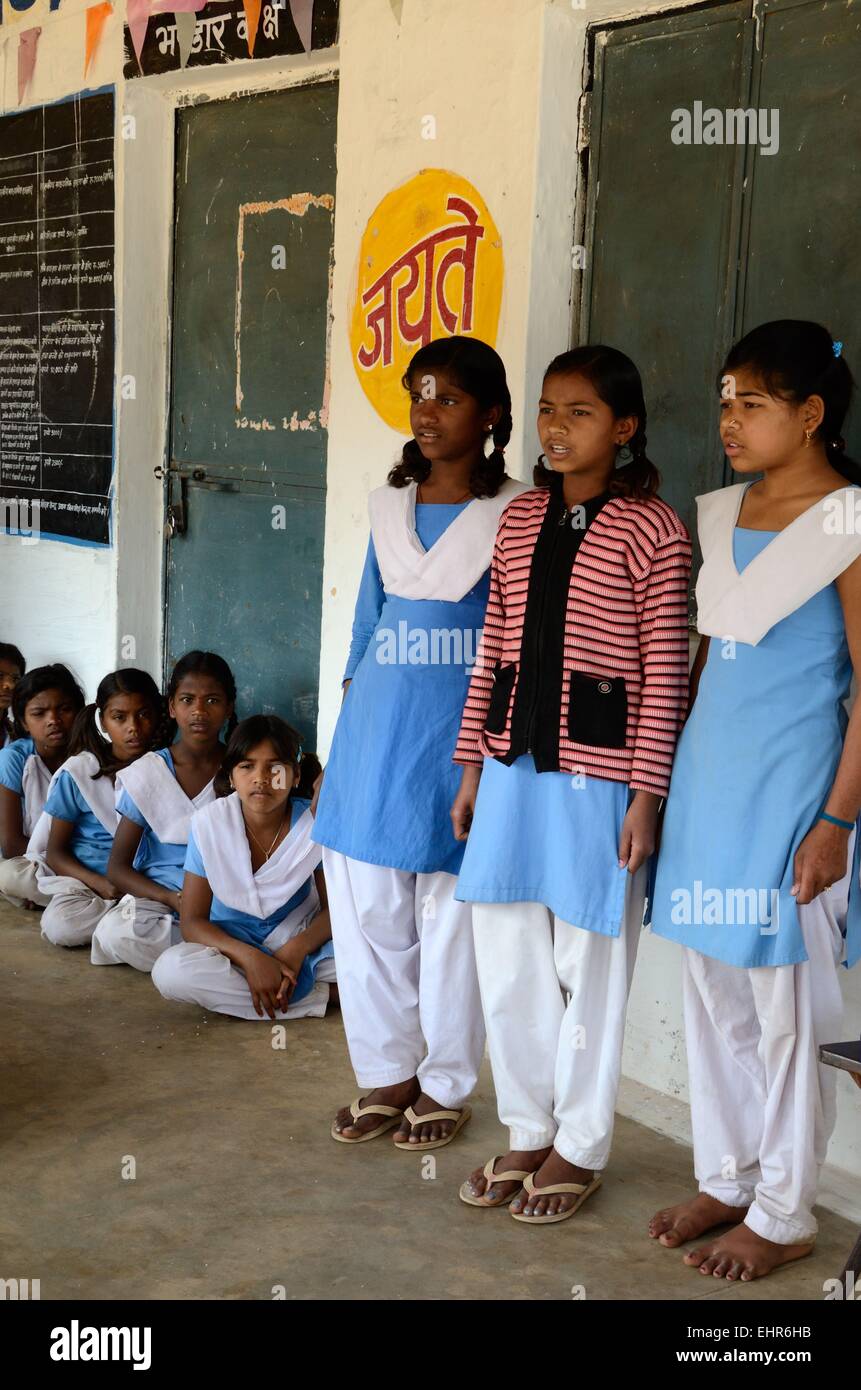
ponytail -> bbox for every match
[68,702,110,771]
[295,750,322,802]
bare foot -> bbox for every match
[332,1079,419,1139]
[392,1091,466,1145]
[463,1147,551,1207]
[684,1222,815,1281]
[649,1192,749,1248]
[510,1149,596,1219]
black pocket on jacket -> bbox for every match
[566,671,628,748]
[484,662,517,735]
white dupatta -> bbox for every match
[191,794,322,922]
[695,483,861,647]
[20,750,51,837]
[115,751,214,845]
[368,476,527,601]
[26,751,118,863]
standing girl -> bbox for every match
[91,651,236,973]
[453,346,691,1222]
[648,321,861,1280]
[32,669,163,947]
[315,336,526,1148]
[0,664,84,909]
[152,715,335,1021]
[0,643,25,747]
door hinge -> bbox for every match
[577,91,592,153]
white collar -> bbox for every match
[695,482,861,645]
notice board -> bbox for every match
[0,88,115,546]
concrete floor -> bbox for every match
[2,897,855,1302]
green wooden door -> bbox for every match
[582,0,859,551]
[164,81,337,745]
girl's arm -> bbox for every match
[342,535,386,683]
[792,556,861,905]
[272,867,332,976]
[451,523,512,837]
[688,634,710,710]
[0,784,27,858]
[108,816,182,913]
[45,817,117,899]
[180,869,290,1019]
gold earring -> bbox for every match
[805,429,813,445]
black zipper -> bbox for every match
[524,499,569,753]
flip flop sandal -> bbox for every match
[459,1155,531,1208]
[510,1171,602,1225]
[392,1104,472,1152]
[330,1098,404,1144]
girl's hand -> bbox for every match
[791,820,851,906]
[618,792,660,874]
[274,938,307,982]
[170,889,183,915]
[451,766,482,841]
[95,874,119,901]
[310,769,324,816]
[243,950,292,1020]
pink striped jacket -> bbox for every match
[453,486,692,796]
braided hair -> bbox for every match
[387,335,512,498]
[534,346,660,499]
[721,320,859,484]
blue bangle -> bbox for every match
[820,811,855,831]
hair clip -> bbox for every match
[296,745,304,760]
[833,340,843,358]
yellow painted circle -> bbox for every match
[350,169,504,434]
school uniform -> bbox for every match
[0,736,52,907]
[152,794,335,1020]
[650,483,861,1245]
[455,476,691,1165]
[28,751,118,947]
[313,477,526,1109]
[90,747,216,972]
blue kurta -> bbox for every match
[184,797,333,1003]
[455,752,633,934]
[116,747,187,894]
[0,736,36,795]
[44,768,114,874]
[312,503,490,875]
[650,527,861,969]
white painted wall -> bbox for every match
[1,0,858,1201]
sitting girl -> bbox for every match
[91,651,236,973]
[31,669,163,948]
[151,715,335,1021]
[0,664,85,909]
[0,643,25,748]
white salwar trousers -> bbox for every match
[471,863,648,1170]
[39,873,114,946]
[0,855,49,908]
[322,850,484,1109]
[683,855,851,1246]
[151,918,336,1022]
[91,894,179,972]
